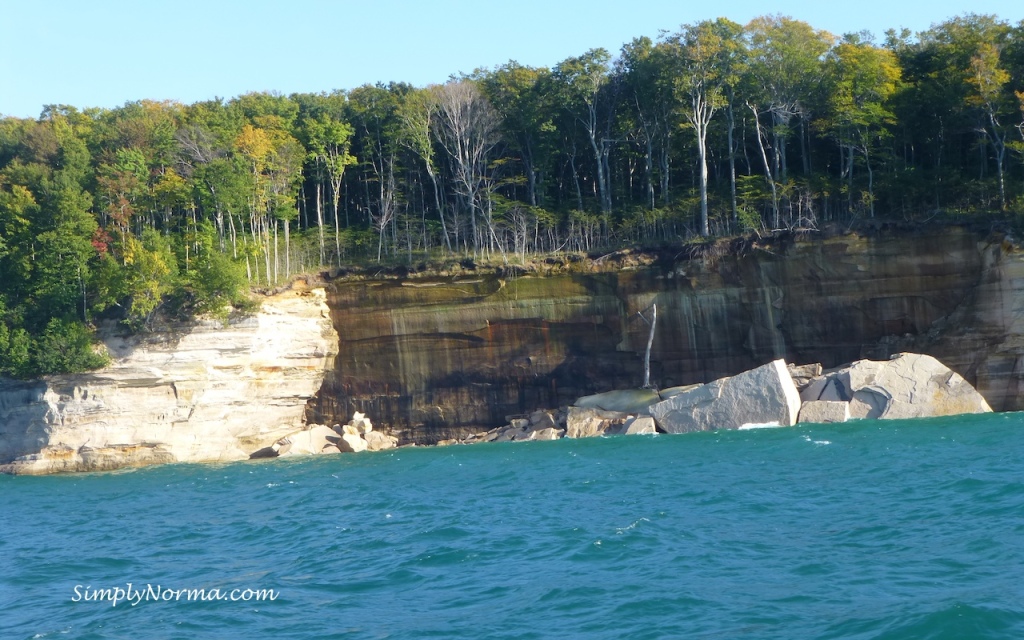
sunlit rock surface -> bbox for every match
[803,353,992,420]
[310,228,1024,443]
[650,359,802,433]
[0,289,337,475]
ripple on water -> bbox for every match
[3,414,1024,639]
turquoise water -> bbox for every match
[3,413,1024,639]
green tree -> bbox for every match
[825,35,901,216]
[667,19,738,236]
[553,49,616,214]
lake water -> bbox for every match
[3,413,1023,639]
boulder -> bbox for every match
[659,384,703,400]
[529,410,558,430]
[565,407,632,438]
[248,446,279,459]
[338,432,369,453]
[650,359,801,434]
[574,389,661,414]
[787,363,823,391]
[619,415,657,435]
[348,412,374,434]
[277,424,340,456]
[364,430,398,452]
[817,353,992,419]
[800,377,828,403]
[797,401,850,424]
[526,427,564,441]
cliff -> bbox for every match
[0,287,338,475]
[4,226,1022,473]
[308,227,1024,443]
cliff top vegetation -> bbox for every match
[1,13,1023,377]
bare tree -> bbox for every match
[432,80,501,254]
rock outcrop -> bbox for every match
[260,412,398,459]
[798,401,850,424]
[565,407,633,438]
[800,353,992,420]
[0,288,338,475]
[443,352,991,446]
[309,228,1024,443]
[650,359,802,433]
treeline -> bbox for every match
[1,13,1024,376]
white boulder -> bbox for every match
[803,353,991,419]
[797,401,850,424]
[650,359,801,433]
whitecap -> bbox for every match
[615,517,651,534]
[738,421,781,430]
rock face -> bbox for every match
[309,228,1024,443]
[0,289,338,475]
[565,407,632,438]
[802,353,992,420]
[650,359,802,433]
[798,401,851,424]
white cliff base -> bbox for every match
[0,288,338,475]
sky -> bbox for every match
[1,0,1022,119]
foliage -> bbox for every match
[1,13,1024,376]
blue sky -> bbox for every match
[1,0,1022,119]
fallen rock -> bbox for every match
[787,363,823,391]
[348,412,374,434]
[574,389,660,414]
[659,384,702,400]
[619,416,658,435]
[364,430,398,452]
[797,401,850,424]
[526,427,565,441]
[565,407,632,438]
[338,432,369,453]
[804,353,991,419]
[529,410,558,430]
[248,446,279,459]
[650,359,801,434]
[278,425,340,457]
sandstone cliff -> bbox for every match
[308,227,1024,443]
[0,288,338,475]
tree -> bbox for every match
[746,16,835,183]
[479,62,556,208]
[553,49,616,215]
[397,86,452,252]
[619,37,677,209]
[967,41,1012,210]
[668,19,736,236]
[826,35,901,216]
[304,110,356,265]
[432,80,502,256]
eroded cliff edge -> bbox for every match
[0,288,338,475]
[308,227,1024,443]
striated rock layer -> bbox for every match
[0,289,338,475]
[309,227,1024,443]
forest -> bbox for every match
[1,13,1023,376]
